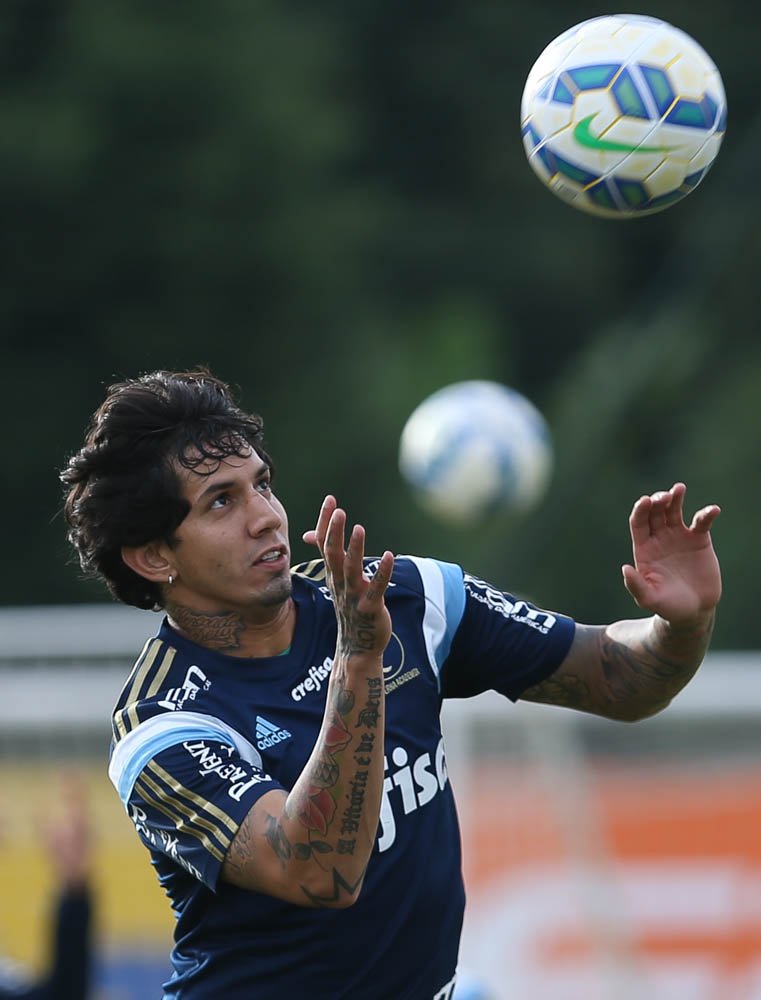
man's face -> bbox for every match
[164,449,292,617]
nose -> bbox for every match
[245,488,282,536]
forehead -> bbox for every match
[176,448,264,499]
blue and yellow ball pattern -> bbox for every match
[521,14,727,218]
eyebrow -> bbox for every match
[194,462,270,504]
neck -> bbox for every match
[165,598,296,658]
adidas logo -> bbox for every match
[255,715,293,750]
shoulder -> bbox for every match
[291,554,465,609]
[112,633,185,713]
[110,630,215,745]
[108,633,267,812]
[393,554,464,601]
[290,558,328,583]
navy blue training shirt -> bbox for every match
[108,556,575,999]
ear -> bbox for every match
[121,542,174,584]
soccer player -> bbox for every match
[60,369,721,999]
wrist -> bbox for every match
[654,608,715,642]
[334,642,388,666]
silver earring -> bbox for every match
[168,574,174,586]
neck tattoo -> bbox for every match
[168,605,246,653]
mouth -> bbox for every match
[254,546,288,568]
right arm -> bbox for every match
[222,502,394,907]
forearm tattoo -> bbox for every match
[524,620,713,717]
[600,631,683,700]
[225,809,257,879]
[337,605,382,657]
[263,674,383,904]
[523,670,594,711]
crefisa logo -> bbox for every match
[291,632,418,703]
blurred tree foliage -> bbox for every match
[1,0,757,647]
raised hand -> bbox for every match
[302,493,338,554]
[621,482,721,626]
[304,495,394,658]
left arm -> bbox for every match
[522,483,721,721]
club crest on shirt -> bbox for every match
[383,633,420,696]
[382,632,404,682]
[291,633,420,703]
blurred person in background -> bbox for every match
[59,368,721,999]
[0,776,93,1000]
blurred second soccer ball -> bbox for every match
[398,380,553,526]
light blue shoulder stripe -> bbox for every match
[437,559,467,660]
[108,711,263,808]
[402,556,466,686]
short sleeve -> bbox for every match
[110,718,283,891]
[440,572,575,702]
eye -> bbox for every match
[210,492,230,510]
[256,471,273,494]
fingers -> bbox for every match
[304,496,395,602]
[323,505,347,579]
[648,484,684,531]
[322,508,375,587]
[690,503,721,533]
[364,550,395,604]
[344,522,365,575]
[621,563,647,608]
[664,482,686,527]
[629,494,656,547]
[302,495,337,551]
[648,491,671,533]
[630,483,714,539]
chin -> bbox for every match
[258,574,293,607]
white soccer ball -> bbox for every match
[520,14,727,217]
[398,380,553,525]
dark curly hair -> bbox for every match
[60,368,273,610]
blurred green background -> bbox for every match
[2,0,757,647]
